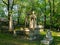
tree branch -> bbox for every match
[11,0,14,10]
[2,0,8,5]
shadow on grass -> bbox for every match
[0,32,44,45]
[52,36,60,45]
[0,32,60,45]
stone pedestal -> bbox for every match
[29,28,40,40]
[29,30,35,40]
[41,30,53,45]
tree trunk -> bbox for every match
[8,0,14,31]
[17,8,21,25]
[44,0,46,31]
[17,15,20,25]
[9,15,13,31]
[2,0,14,31]
[49,0,52,30]
[25,17,27,28]
[44,15,46,30]
[53,0,54,15]
[52,0,55,24]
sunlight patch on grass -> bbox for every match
[40,31,46,35]
[40,30,60,37]
[51,31,60,37]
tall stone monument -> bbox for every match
[29,11,40,40]
[29,11,36,30]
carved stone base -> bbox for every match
[41,30,53,45]
[41,38,53,45]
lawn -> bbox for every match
[0,31,60,45]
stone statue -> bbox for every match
[29,11,36,30]
[29,11,37,40]
[45,30,53,40]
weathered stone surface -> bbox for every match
[41,30,53,45]
[29,11,37,29]
[29,11,37,40]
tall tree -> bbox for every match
[49,0,52,30]
[44,0,46,31]
[2,0,14,31]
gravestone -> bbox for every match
[37,25,44,32]
[29,11,40,40]
[29,11,37,40]
[41,30,53,45]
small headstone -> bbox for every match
[37,25,44,29]
[25,28,30,35]
[13,30,17,37]
[37,25,44,32]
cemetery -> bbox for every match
[0,0,60,45]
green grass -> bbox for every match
[0,33,41,45]
[0,31,60,45]
[40,31,60,45]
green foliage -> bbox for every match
[19,13,26,24]
[0,0,60,29]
